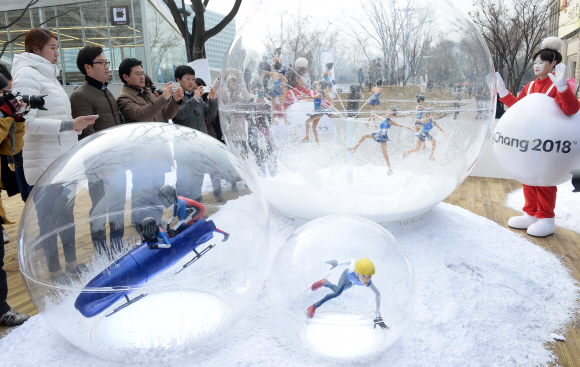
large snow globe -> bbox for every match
[219,0,495,222]
[269,215,415,360]
[17,124,269,363]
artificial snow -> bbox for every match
[506,181,580,233]
[1,202,578,366]
[551,333,567,342]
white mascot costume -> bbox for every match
[494,37,580,237]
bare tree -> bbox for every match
[471,0,550,94]
[342,0,432,86]
[162,0,242,62]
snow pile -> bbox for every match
[506,181,580,233]
[1,203,577,367]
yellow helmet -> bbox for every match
[355,258,375,276]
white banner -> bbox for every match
[188,59,211,86]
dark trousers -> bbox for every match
[313,269,352,308]
[248,126,277,177]
[176,162,204,201]
[88,171,126,255]
[12,151,31,202]
[130,172,164,225]
[32,183,77,273]
[0,224,10,317]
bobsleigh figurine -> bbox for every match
[307,258,388,330]
[496,37,580,237]
[74,190,229,318]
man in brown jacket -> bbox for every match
[70,46,125,257]
[116,58,184,227]
[116,58,183,123]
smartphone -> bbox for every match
[258,90,264,99]
[172,81,180,89]
[202,86,211,93]
[91,115,98,119]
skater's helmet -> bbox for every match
[158,185,177,208]
[355,258,375,276]
[139,217,158,241]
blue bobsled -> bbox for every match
[74,218,228,318]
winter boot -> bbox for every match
[0,309,30,327]
[311,279,328,291]
[507,213,538,229]
[307,305,317,318]
[527,217,556,237]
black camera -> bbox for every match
[2,90,48,111]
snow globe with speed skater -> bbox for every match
[219,0,496,222]
[269,215,415,360]
[17,123,269,363]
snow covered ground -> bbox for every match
[1,202,578,367]
[506,181,580,233]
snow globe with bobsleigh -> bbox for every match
[17,124,269,363]
[269,215,415,360]
[218,0,496,223]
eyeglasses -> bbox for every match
[92,61,111,67]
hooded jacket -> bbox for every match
[12,52,79,185]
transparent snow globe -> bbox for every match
[17,124,269,363]
[219,0,495,222]
[269,215,415,360]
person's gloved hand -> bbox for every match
[0,97,24,120]
[548,63,568,92]
[373,316,389,330]
[325,260,338,269]
[496,72,509,98]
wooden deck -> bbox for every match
[1,176,580,365]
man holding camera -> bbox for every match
[117,58,184,123]
[0,75,29,327]
[172,65,218,133]
[70,46,125,256]
[117,58,184,226]
[172,65,218,202]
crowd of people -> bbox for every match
[0,27,230,328]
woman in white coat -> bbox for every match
[12,28,96,285]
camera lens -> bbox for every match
[21,94,46,110]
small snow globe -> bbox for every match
[269,215,415,360]
[17,123,269,363]
[219,0,495,222]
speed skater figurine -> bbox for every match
[496,36,580,237]
[307,258,388,330]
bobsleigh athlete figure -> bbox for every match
[74,190,229,318]
[157,184,224,239]
[496,37,580,237]
[307,258,388,330]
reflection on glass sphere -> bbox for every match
[269,215,415,360]
[18,123,269,363]
[219,0,495,222]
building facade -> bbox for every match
[551,0,580,95]
[0,0,187,85]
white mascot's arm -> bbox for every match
[495,72,509,98]
[548,64,568,93]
